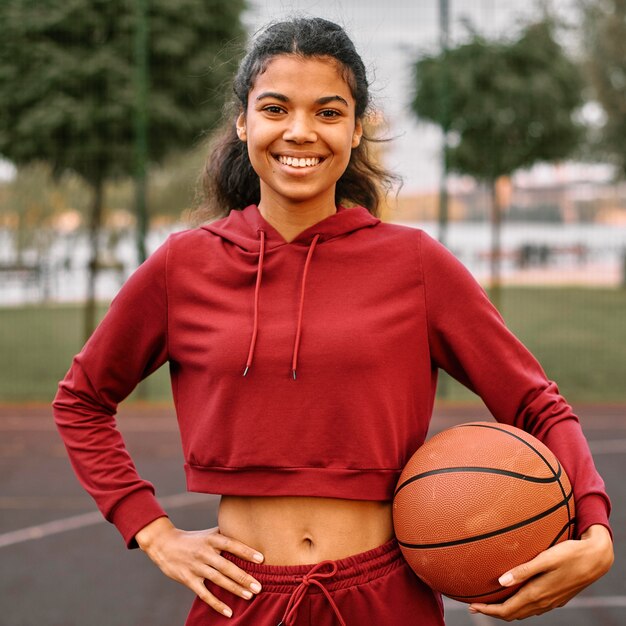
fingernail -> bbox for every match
[499,573,514,586]
[250,582,262,593]
[468,607,478,614]
[222,607,233,618]
[242,590,253,599]
[253,552,264,563]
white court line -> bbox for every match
[3,495,626,613]
[589,439,626,454]
[0,492,212,549]
[444,596,626,612]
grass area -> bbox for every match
[1,287,625,404]
[0,303,171,404]
[439,286,626,404]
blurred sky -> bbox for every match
[244,0,579,192]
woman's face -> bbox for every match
[237,55,362,213]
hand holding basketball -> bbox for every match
[393,420,614,617]
[469,524,614,621]
[393,422,577,603]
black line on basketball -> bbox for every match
[549,517,576,548]
[551,465,574,539]
[456,423,576,534]
[455,423,559,477]
[556,473,575,539]
[398,489,573,550]
[394,464,562,498]
[457,424,574,539]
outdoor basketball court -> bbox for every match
[1,404,624,626]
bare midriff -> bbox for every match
[218,496,394,565]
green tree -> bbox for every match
[0,0,246,338]
[411,18,584,309]
[581,0,626,178]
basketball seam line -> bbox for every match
[397,489,574,549]
[445,518,576,601]
[455,423,576,538]
[454,423,559,476]
[549,519,576,548]
[394,465,562,497]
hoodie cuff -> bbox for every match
[575,494,612,541]
[109,489,169,549]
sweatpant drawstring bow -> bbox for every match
[277,560,347,626]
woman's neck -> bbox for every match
[258,201,336,243]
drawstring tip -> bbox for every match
[243,366,249,377]
[292,369,297,380]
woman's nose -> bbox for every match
[283,114,317,143]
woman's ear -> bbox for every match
[352,118,363,148]
[236,112,247,142]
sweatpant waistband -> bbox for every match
[223,538,404,594]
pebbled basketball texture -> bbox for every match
[393,422,575,603]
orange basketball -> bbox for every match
[393,421,575,604]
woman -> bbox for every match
[53,17,613,625]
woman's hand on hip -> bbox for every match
[135,517,265,618]
[468,524,614,621]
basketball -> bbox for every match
[393,421,575,604]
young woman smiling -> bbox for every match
[54,17,613,626]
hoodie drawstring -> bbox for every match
[243,230,320,379]
[276,560,347,626]
[291,233,320,380]
[243,229,265,377]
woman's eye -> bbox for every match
[319,109,341,118]
[263,105,284,114]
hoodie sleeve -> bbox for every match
[52,237,171,548]
[419,230,611,539]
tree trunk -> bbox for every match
[437,0,450,247]
[84,178,104,343]
[16,211,26,266]
[489,179,502,312]
[438,145,449,247]
[134,0,149,265]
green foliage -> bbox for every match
[0,0,247,187]
[581,0,626,177]
[412,18,584,182]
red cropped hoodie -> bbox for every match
[53,204,611,548]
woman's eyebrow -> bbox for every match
[256,91,289,102]
[256,92,349,107]
[317,95,349,107]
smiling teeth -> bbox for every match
[278,156,320,167]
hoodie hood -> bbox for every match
[202,204,380,379]
[203,203,380,250]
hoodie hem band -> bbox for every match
[184,465,400,501]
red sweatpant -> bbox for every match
[185,539,445,625]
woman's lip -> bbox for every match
[272,154,326,170]
[272,152,327,159]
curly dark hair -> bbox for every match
[195,17,400,221]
